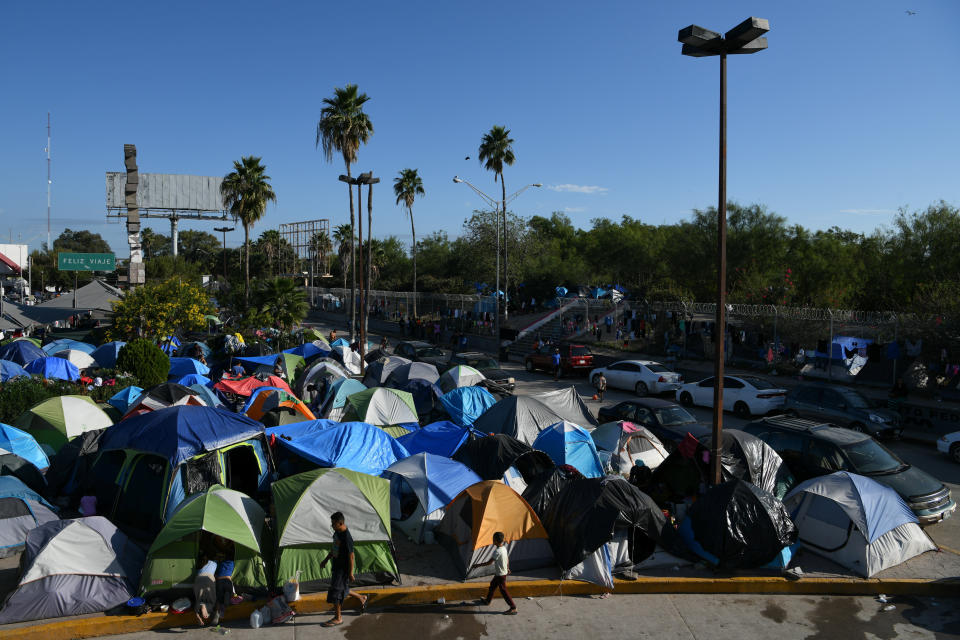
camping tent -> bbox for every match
[0,423,50,471]
[343,387,418,426]
[235,353,305,384]
[361,356,412,388]
[319,378,367,421]
[267,420,410,477]
[174,373,212,387]
[532,387,598,428]
[0,517,145,623]
[385,362,440,388]
[245,388,315,426]
[383,453,482,543]
[435,480,555,579]
[784,472,937,577]
[53,349,97,370]
[591,421,668,474]
[297,359,350,397]
[90,341,125,368]
[0,340,44,365]
[123,382,206,419]
[330,346,362,375]
[452,433,555,494]
[107,386,144,414]
[439,387,497,427]
[283,341,331,361]
[189,384,225,410]
[532,421,604,479]
[0,452,46,493]
[392,379,443,420]
[42,339,96,356]
[471,395,565,445]
[272,467,399,586]
[521,465,582,519]
[699,429,795,499]
[438,365,486,394]
[214,375,294,398]
[168,357,211,378]
[140,485,269,594]
[13,395,113,452]
[24,356,80,381]
[0,359,29,382]
[42,429,107,502]
[0,476,58,558]
[397,421,471,458]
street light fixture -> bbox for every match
[678,16,769,486]
[214,226,234,281]
[338,175,362,343]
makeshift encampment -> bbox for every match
[235,353,305,384]
[245,388,316,426]
[383,453,482,543]
[699,429,795,499]
[532,421,604,479]
[0,423,49,471]
[438,387,497,427]
[784,472,937,577]
[342,387,418,426]
[42,428,107,501]
[298,359,350,397]
[393,379,443,420]
[361,356,412,388]
[0,340,44,365]
[0,359,28,382]
[319,378,367,421]
[272,467,399,587]
[452,433,554,493]
[283,340,330,361]
[215,375,294,398]
[268,420,410,477]
[471,395,565,445]
[329,346,362,374]
[42,339,95,356]
[24,357,80,381]
[90,341,125,368]
[168,357,210,378]
[53,349,96,370]
[532,387,598,428]
[435,480,555,579]
[140,485,269,594]
[385,362,440,388]
[0,453,46,493]
[0,477,58,558]
[521,465,583,519]
[13,395,113,452]
[0,517,145,623]
[591,421,668,474]
[107,386,144,414]
[397,421,470,458]
[123,382,206,419]
[438,365,486,394]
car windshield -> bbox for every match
[646,364,670,373]
[742,376,775,390]
[840,390,871,409]
[841,439,904,474]
[416,347,444,358]
[655,406,696,426]
[467,358,498,369]
[571,346,591,356]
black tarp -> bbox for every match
[521,465,582,519]
[471,396,564,445]
[137,383,198,407]
[0,454,46,494]
[453,433,554,482]
[699,430,795,499]
[43,428,106,501]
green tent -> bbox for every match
[13,395,114,452]
[272,353,306,385]
[272,467,399,587]
[140,485,269,594]
[342,388,418,426]
[376,424,414,439]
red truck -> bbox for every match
[524,343,594,377]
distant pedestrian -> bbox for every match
[318,512,368,627]
[605,315,613,334]
[594,371,607,402]
[552,348,562,381]
[473,531,517,615]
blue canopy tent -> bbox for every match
[168,357,210,378]
[107,386,144,414]
[0,423,50,471]
[174,373,212,387]
[42,339,96,356]
[267,420,409,477]
[439,387,497,427]
[283,342,330,360]
[319,378,367,421]
[532,421,604,479]
[91,341,126,368]
[0,360,29,382]
[0,341,44,366]
[396,421,471,458]
[24,357,80,381]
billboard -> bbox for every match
[106,173,226,212]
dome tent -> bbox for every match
[438,387,497,427]
[24,357,80,381]
[168,357,210,378]
[122,382,206,419]
[42,339,96,356]
[453,433,554,494]
[437,365,486,394]
[0,477,58,558]
[107,386,144,415]
[0,423,50,471]
[532,421,604,479]
[343,387,418,426]
[0,452,46,494]
[472,395,565,445]
[90,341,125,368]
[53,349,96,370]
[0,340,44,366]
[591,421,668,474]
[13,395,113,453]
[0,359,29,382]
[267,420,409,477]
[397,421,471,458]
[385,361,440,388]
[319,378,367,421]
[531,387,598,428]
[361,356,411,388]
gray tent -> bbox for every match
[362,356,412,388]
[0,477,58,558]
[386,362,440,388]
[0,516,145,623]
[532,387,598,428]
[472,395,564,445]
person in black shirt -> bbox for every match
[319,512,368,627]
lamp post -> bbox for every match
[214,226,234,281]
[453,176,541,358]
[358,172,380,359]
[338,175,362,345]
[678,16,769,485]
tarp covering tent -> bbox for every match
[330,346,362,375]
[471,395,565,445]
[784,472,937,577]
[267,421,410,477]
[397,421,470,458]
[0,477,58,557]
[283,341,331,361]
[107,386,144,414]
[699,429,795,500]
[439,387,497,427]
[319,378,367,421]
[272,467,399,587]
[13,395,113,453]
[168,357,210,378]
[0,423,50,471]
[383,453,482,543]
[42,429,107,502]
[438,365,486,394]
[361,356,412,388]
[435,480,555,579]
[521,465,583,519]
[343,388,418,426]
[0,516,144,623]
[215,375,294,398]
[90,341,125,368]
[0,452,46,493]
[123,383,206,419]
[140,485,269,594]
[245,388,316,425]
[174,373,212,388]
[393,379,443,420]
[680,479,797,570]
[53,349,96,370]
[452,433,554,493]
[385,362,440,388]
[24,357,80,381]
[0,340,44,365]
[235,353,305,384]
[532,421,604,479]
[532,387,598,428]
[592,421,669,475]
[42,339,96,356]
[0,359,29,382]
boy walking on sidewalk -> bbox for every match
[473,532,517,615]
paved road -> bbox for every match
[108,594,960,640]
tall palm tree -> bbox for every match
[393,168,425,317]
[478,125,515,318]
[316,84,373,339]
[332,223,353,293]
[221,156,277,306]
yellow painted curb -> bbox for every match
[3,577,957,640]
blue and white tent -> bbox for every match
[0,477,58,558]
[0,360,29,382]
[0,423,51,471]
[91,341,126,368]
[168,357,210,378]
[397,421,471,458]
[24,357,80,381]
[532,421,604,479]
[439,387,497,427]
[267,420,409,477]
[107,386,144,414]
[283,341,330,360]
[42,339,96,356]
[189,384,225,409]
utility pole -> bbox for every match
[359,172,380,358]
[46,113,51,250]
[214,226,234,280]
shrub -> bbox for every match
[116,339,170,389]
[0,377,70,424]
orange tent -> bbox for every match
[245,388,315,423]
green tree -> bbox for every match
[316,84,373,338]
[177,229,221,270]
[332,223,354,292]
[107,277,217,342]
[478,125,516,313]
[393,168,425,316]
[221,156,277,306]
[145,255,202,283]
[141,228,171,259]
[253,277,308,330]
[116,339,170,388]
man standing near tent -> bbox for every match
[319,512,368,627]
[473,532,517,615]
[593,371,607,402]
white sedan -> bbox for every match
[936,431,960,463]
[675,375,787,418]
[589,360,683,397]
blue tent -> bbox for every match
[395,379,443,419]
[24,357,80,382]
[532,421,604,479]
[107,386,144,414]
[0,423,50,471]
[384,453,482,516]
[241,386,288,415]
[42,339,96,356]
[234,355,280,369]
[0,360,29,382]
[439,387,497,427]
[320,378,367,419]
[91,342,126,368]
[267,420,409,476]
[330,337,351,348]
[168,357,210,378]
[397,421,470,458]
[174,373,212,388]
[159,337,181,355]
[189,384,225,409]
[0,341,45,366]
[283,343,330,360]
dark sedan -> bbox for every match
[597,398,711,452]
[394,341,451,368]
[447,351,515,392]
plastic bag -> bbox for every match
[283,570,301,602]
[268,597,294,624]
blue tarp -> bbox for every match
[0,359,29,382]
[107,386,144,414]
[0,341,44,366]
[532,421,604,479]
[234,355,283,371]
[439,387,497,427]
[0,424,50,471]
[0,476,55,509]
[98,405,264,467]
[174,373,212,387]
[397,421,471,458]
[168,357,210,378]
[383,453,482,514]
[91,342,125,368]
[330,338,351,348]
[42,339,96,355]
[267,420,410,476]
[284,343,330,360]
[24,357,80,381]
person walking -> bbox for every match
[594,370,607,402]
[473,531,517,615]
[552,348,562,381]
[319,512,368,627]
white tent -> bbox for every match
[54,349,97,370]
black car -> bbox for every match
[597,398,711,452]
[394,341,450,368]
[447,351,515,392]
[743,415,956,525]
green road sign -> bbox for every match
[57,253,116,272]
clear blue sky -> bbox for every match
[2,1,958,255]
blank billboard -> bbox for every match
[106,173,226,212]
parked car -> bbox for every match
[676,375,787,419]
[393,341,450,368]
[590,360,682,397]
[597,398,710,452]
[524,343,593,376]
[447,351,516,392]
[936,431,960,463]
[744,415,956,525]
[783,383,902,438]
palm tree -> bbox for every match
[316,84,373,339]
[393,168,425,317]
[478,125,515,317]
[310,231,333,275]
[221,156,277,306]
[256,277,308,330]
[332,223,353,293]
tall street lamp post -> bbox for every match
[339,174,366,372]
[678,16,769,485]
[359,172,380,360]
[214,226,234,281]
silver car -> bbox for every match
[589,360,683,397]
[783,384,902,438]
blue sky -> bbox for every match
[2,1,958,255]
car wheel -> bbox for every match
[679,392,694,407]
[849,422,866,433]
[734,401,751,419]
[950,443,960,464]
[525,360,534,373]
[635,382,649,397]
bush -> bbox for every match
[116,339,170,388]
[0,378,71,424]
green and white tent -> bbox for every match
[13,395,114,453]
[272,468,399,587]
[139,485,269,594]
[342,388,418,426]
